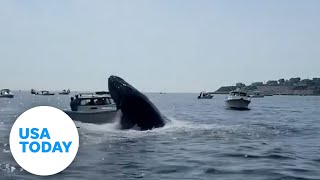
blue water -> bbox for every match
[1,91,320,180]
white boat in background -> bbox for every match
[225,89,251,110]
[0,89,14,98]
[250,91,264,98]
[64,93,118,124]
[198,91,213,99]
[36,91,55,96]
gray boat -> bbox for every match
[225,89,251,110]
[35,90,55,96]
[64,93,118,124]
[0,89,14,98]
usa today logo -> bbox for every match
[9,106,79,176]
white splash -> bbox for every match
[75,117,239,145]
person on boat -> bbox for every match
[102,98,107,105]
[70,97,78,111]
[96,98,103,105]
[74,95,80,105]
[88,99,95,105]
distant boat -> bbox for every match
[95,91,109,95]
[59,89,70,95]
[0,89,14,98]
[225,89,251,110]
[265,94,273,96]
[198,91,213,99]
[36,91,55,96]
[31,89,37,94]
[250,91,264,98]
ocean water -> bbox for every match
[0,91,320,180]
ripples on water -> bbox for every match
[0,91,320,180]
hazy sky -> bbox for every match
[1,0,319,92]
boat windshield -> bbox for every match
[240,92,247,96]
[231,92,247,96]
[80,98,114,106]
[1,89,10,93]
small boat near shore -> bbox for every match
[59,89,70,95]
[250,91,264,98]
[0,89,14,98]
[225,89,251,110]
[198,91,213,99]
[64,93,118,124]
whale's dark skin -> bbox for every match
[108,75,166,130]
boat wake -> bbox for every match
[75,117,239,145]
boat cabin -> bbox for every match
[0,89,11,94]
[71,94,116,111]
[230,91,248,97]
[0,89,14,98]
[62,89,70,93]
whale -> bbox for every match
[108,75,166,130]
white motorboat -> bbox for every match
[250,91,264,98]
[0,89,14,98]
[64,93,118,124]
[225,89,251,109]
[198,91,213,99]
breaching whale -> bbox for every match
[108,75,166,130]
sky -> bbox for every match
[0,0,319,92]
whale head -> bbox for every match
[108,75,165,130]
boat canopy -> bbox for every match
[79,93,111,97]
[95,91,109,95]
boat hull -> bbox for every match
[0,94,14,98]
[198,96,213,99]
[250,95,264,98]
[225,99,251,110]
[64,109,119,124]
